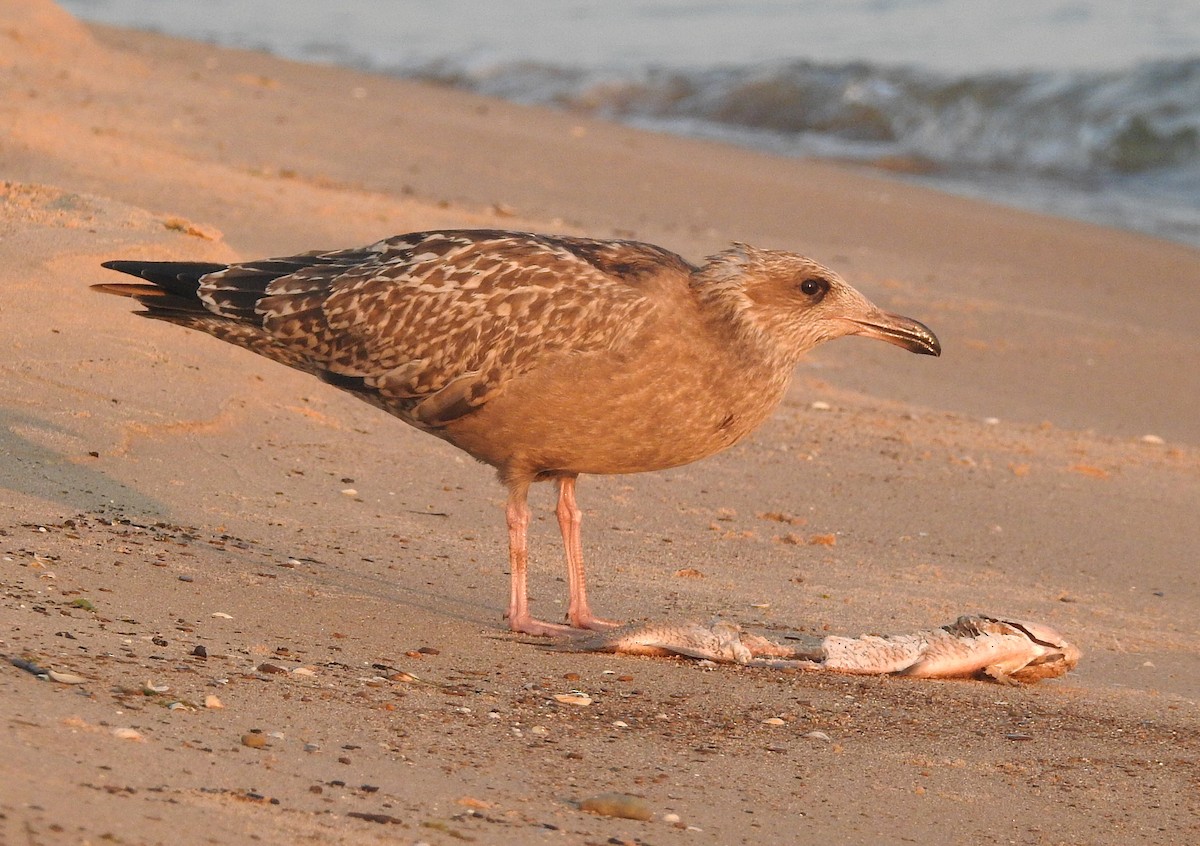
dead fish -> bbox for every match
[558,614,1080,684]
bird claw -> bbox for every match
[568,614,621,631]
[506,612,622,637]
[507,615,577,637]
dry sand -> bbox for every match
[2,1,1198,843]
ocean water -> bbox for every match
[60,0,1200,247]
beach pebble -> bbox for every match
[810,401,831,411]
[348,811,403,825]
[762,717,786,726]
[1140,434,1165,444]
[578,792,653,821]
[204,695,224,709]
[112,727,145,742]
[211,612,233,619]
[803,730,832,742]
[241,733,268,749]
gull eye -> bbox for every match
[799,278,829,299]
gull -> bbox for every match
[96,229,940,635]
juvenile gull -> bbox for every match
[95,229,940,635]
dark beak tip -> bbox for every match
[901,317,941,357]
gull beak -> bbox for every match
[844,311,941,356]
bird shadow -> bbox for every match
[0,407,166,518]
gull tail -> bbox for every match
[94,261,229,315]
[93,259,320,374]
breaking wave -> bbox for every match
[411,57,1200,185]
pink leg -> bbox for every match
[556,476,619,630]
[504,484,571,637]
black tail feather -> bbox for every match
[96,260,233,315]
[100,260,229,299]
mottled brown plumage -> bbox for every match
[95,229,940,635]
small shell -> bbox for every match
[112,727,145,742]
[47,670,87,685]
[553,692,593,707]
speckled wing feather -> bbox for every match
[119,230,692,428]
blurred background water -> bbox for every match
[59,0,1200,247]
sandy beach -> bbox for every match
[3,1,1199,843]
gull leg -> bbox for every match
[556,476,619,630]
[505,484,571,637]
